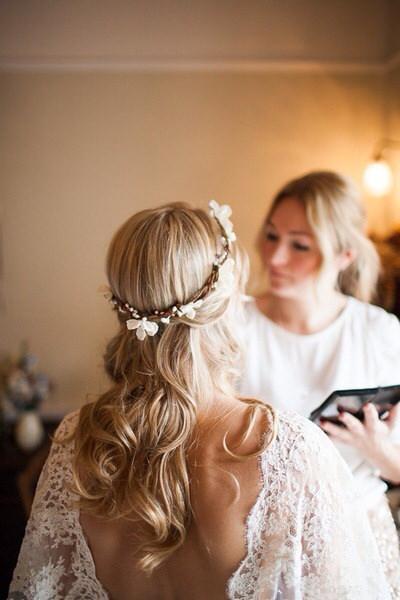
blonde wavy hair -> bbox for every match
[70,202,276,573]
[260,171,380,301]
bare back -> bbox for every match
[80,401,265,600]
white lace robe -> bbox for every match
[9,411,393,599]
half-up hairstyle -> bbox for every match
[261,171,380,301]
[70,202,276,573]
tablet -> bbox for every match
[309,385,400,426]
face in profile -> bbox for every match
[260,196,322,298]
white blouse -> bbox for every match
[240,296,400,509]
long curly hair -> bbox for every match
[70,203,276,573]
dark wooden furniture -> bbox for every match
[0,419,60,600]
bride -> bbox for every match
[9,201,390,599]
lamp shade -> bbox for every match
[363,159,393,197]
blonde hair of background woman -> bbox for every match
[69,203,277,574]
[259,171,380,302]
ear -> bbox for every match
[336,248,357,271]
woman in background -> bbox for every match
[240,171,400,596]
[10,201,389,599]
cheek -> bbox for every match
[260,241,273,265]
[291,253,321,279]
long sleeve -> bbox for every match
[8,412,107,600]
[292,419,390,599]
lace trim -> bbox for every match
[225,433,269,597]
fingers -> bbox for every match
[319,419,354,443]
[363,403,380,433]
[337,410,365,434]
[320,403,398,455]
[320,410,366,445]
[387,403,400,430]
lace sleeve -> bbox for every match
[229,413,392,599]
[291,419,390,599]
[8,412,108,600]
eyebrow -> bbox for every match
[266,219,313,238]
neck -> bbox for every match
[196,392,239,427]
[193,394,266,461]
[257,289,348,334]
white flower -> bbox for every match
[216,257,235,292]
[209,199,231,222]
[177,299,203,319]
[209,200,236,243]
[224,231,236,243]
[126,317,159,340]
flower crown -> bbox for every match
[107,200,236,340]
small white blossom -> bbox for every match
[209,199,231,221]
[177,299,203,319]
[216,257,236,292]
[126,317,159,340]
[209,200,236,243]
[225,230,236,243]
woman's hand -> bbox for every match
[320,403,400,484]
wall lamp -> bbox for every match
[363,139,400,197]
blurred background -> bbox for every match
[0,0,399,416]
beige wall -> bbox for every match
[0,70,387,414]
[386,65,400,226]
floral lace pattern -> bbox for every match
[9,411,395,599]
[227,412,395,599]
[9,411,108,600]
[368,499,400,598]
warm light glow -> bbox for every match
[363,159,393,197]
